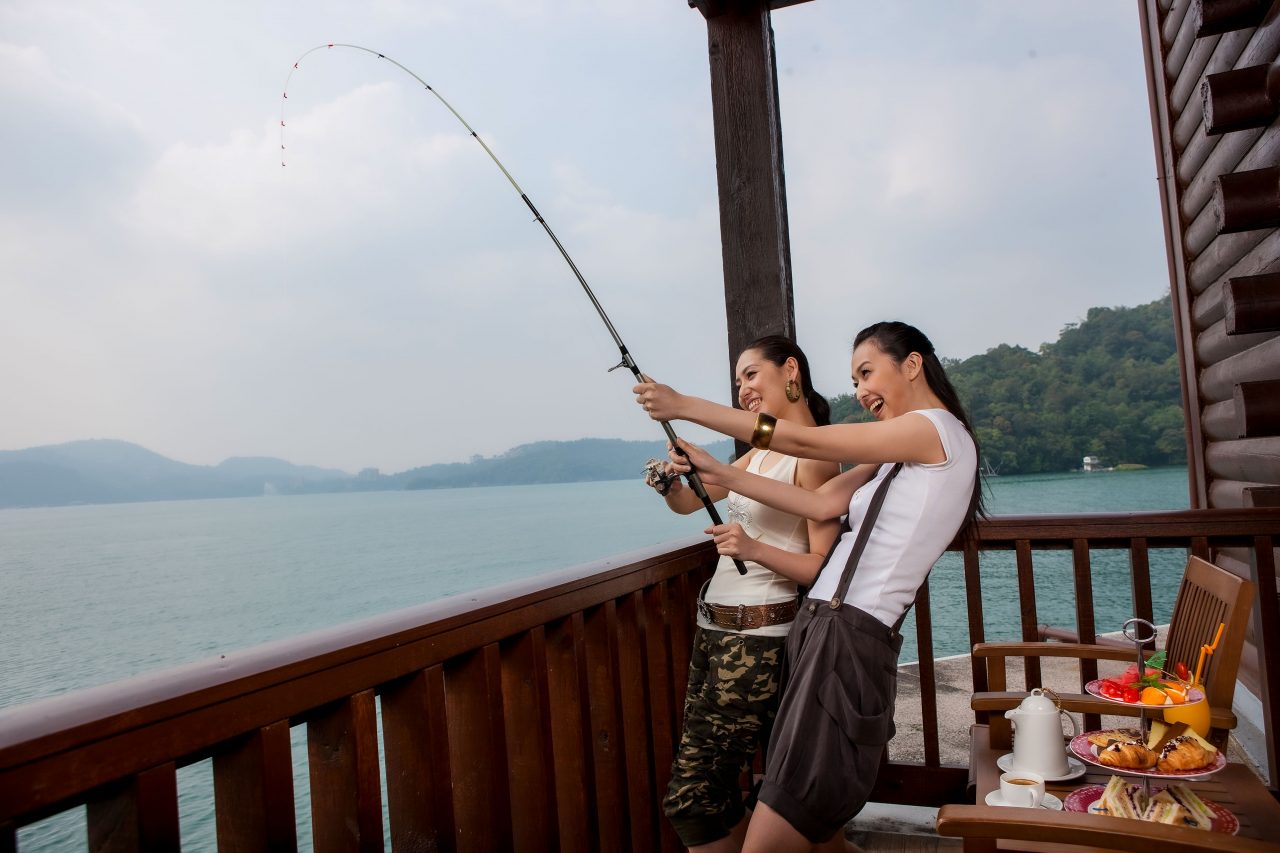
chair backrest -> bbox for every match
[1164,556,1255,712]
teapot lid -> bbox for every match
[1017,688,1059,713]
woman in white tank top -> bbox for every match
[644,336,840,852]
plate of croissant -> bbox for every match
[1070,723,1226,778]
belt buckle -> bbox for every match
[735,604,746,630]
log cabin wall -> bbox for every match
[1139,0,1280,711]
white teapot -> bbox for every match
[1004,688,1078,778]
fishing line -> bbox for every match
[281,43,746,573]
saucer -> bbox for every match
[984,790,1064,810]
[996,752,1087,782]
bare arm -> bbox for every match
[638,382,945,466]
[672,440,879,522]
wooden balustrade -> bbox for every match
[2,512,1278,851]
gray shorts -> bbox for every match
[757,601,902,843]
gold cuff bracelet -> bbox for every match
[751,413,777,450]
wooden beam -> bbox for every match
[700,0,797,444]
[689,0,814,18]
[1193,0,1271,37]
[1225,272,1280,333]
[1234,380,1280,436]
[1246,486,1280,506]
[1213,166,1280,234]
[1202,62,1280,135]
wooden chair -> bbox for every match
[970,555,1255,750]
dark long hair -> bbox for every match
[853,321,985,539]
[743,335,831,426]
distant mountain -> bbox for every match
[0,440,351,508]
[0,437,735,509]
[393,438,736,490]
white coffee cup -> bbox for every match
[998,770,1046,808]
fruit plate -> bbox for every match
[1084,678,1203,706]
[1069,733,1226,778]
[1063,784,1239,834]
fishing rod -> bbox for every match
[282,43,747,574]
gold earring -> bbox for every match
[785,379,801,403]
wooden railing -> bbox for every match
[2,510,1278,852]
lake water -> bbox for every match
[1,466,1190,850]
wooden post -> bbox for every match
[307,692,384,853]
[696,0,797,454]
[86,764,180,853]
[213,722,298,853]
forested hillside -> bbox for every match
[829,296,1186,475]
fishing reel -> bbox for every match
[643,458,679,496]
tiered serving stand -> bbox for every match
[1067,617,1233,832]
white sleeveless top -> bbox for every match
[806,409,977,628]
[698,449,808,637]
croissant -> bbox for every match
[1157,736,1211,772]
[1097,740,1158,770]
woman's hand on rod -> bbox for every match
[633,376,687,422]
[667,439,730,487]
[705,522,759,563]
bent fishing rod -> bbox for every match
[282,44,746,573]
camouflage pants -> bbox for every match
[663,627,786,847]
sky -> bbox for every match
[0,1,1170,474]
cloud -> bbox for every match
[0,43,146,211]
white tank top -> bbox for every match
[806,409,977,628]
[698,450,808,637]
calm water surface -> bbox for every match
[1,466,1190,851]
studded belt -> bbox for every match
[697,596,798,631]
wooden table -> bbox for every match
[936,725,1280,853]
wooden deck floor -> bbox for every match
[852,829,963,853]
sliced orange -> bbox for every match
[1161,683,1188,704]
[1140,686,1168,705]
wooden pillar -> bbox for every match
[696,0,797,434]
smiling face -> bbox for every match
[850,338,908,420]
[735,347,795,416]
